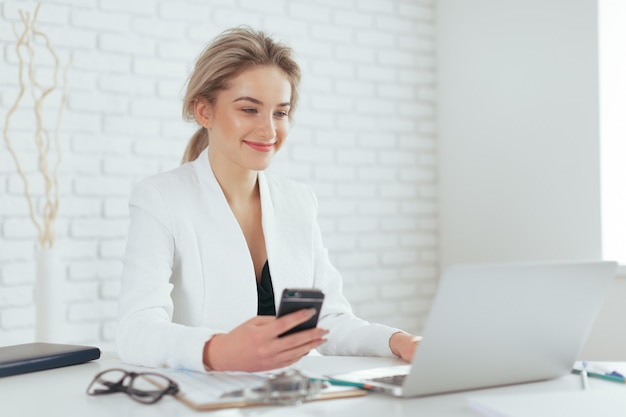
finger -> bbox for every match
[271,308,317,337]
[273,327,329,352]
[272,337,327,367]
[245,315,278,326]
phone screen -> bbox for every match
[276,288,325,337]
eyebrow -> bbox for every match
[232,96,291,107]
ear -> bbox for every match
[193,98,213,129]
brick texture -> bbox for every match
[0,0,438,351]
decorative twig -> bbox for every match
[2,2,71,249]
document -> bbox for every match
[163,368,366,411]
[468,390,626,417]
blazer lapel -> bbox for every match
[258,172,283,309]
[192,149,257,328]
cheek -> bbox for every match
[214,115,248,141]
[225,116,244,132]
[276,122,290,140]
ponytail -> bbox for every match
[181,127,208,164]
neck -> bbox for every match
[208,148,259,206]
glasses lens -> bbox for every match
[129,373,175,404]
[87,369,128,395]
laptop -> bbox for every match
[328,260,617,397]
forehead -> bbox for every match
[221,65,292,104]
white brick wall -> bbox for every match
[0,0,438,351]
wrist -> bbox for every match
[203,334,224,371]
[389,331,408,357]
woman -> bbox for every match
[117,26,420,373]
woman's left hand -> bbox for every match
[389,332,422,362]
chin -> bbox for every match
[246,158,274,172]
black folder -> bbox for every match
[0,342,101,377]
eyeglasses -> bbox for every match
[86,368,179,404]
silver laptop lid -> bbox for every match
[402,260,617,397]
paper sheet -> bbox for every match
[468,390,626,417]
[163,368,269,405]
[162,367,366,411]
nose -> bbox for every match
[257,114,275,140]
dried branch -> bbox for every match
[2,2,72,249]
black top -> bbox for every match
[257,260,276,316]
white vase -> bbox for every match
[35,247,66,343]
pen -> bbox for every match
[320,378,375,390]
[572,369,626,384]
[585,363,624,379]
[580,361,589,391]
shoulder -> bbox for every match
[130,163,197,208]
[138,163,196,190]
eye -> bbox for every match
[274,111,289,119]
[242,108,258,114]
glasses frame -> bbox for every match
[86,368,179,404]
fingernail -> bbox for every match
[305,308,317,317]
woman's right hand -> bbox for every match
[203,308,329,372]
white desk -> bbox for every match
[1,354,624,417]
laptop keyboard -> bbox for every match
[368,374,406,386]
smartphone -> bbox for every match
[276,288,325,337]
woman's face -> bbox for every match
[201,65,292,173]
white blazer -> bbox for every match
[117,148,400,371]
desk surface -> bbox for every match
[1,353,624,417]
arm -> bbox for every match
[306,189,420,360]
[118,178,330,372]
[116,180,214,371]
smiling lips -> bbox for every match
[244,141,275,152]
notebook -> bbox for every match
[0,342,101,377]
[328,260,617,397]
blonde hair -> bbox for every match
[181,26,301,164]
